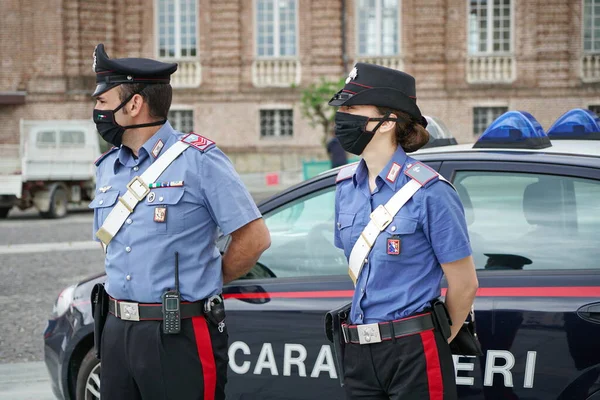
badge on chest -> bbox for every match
[154,207,167,223]
[387,236,401,255]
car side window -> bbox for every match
[454,171,600,271]
[252,187,347,279]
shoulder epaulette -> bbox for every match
[335,163,358,183]
[181,133,216,152]
[404,162,439,187]
[94,147,119,166]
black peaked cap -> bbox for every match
[92,43,178,97]
[329,63,426,127]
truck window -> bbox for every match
[454,171,600,271]
[36,131,57,148]
[59,130,85,148]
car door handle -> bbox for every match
[577,303,600,323]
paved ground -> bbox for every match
[0,362,56,400]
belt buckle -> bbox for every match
[126,176,150,202]
[356,323,382,345]
[118,301,140,321]
[370,205,392,231]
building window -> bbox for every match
[169,109,194,133]
[468,0,512,54]
[157,0,198,59]
[589,105,600,115]
[584,0,600,53]
[473,106,508,136]
[256,0,297,57]
[357,0,399,56]
[260,109,293,138]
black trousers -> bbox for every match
[343,328,457,400]
[100,313,229,400]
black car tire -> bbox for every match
[0,207,10,219]
[76,348,101,400]
[40,185,68,219]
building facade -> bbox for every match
[1,0,599,173]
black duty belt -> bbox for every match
[342,313,435,344]
[108,297,204,321]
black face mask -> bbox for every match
[334,112,396,155]
[93,91,166,147]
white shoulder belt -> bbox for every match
[96,141,190,251]
[347,164,450,285]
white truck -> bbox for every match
[0,119,101,219]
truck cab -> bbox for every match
[0,119,100,218]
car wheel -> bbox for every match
[76,348,101,400]
[0,207,10,219]
[40,186,68,219]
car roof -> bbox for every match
[413,140,600,159]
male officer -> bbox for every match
[89,43,271,400]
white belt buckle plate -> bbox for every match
[357,323,382,344]
[118,301,140,321]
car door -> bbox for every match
[440,160,600,400]
[223,176,352,400]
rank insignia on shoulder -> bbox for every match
[387,237,401,255]
[404,162,438,187]
[336,163,358,183]
[181,133,215,152]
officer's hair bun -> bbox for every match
[376,107,430,153]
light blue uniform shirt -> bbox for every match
[334,147,472,324]
[90,122,261,303]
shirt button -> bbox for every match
[361,288,365,293]
[364,259,368,264]
[159,196,164,202]
[391,226,396,232]
[125,246,131,253]
[133,166,139,172]
[126,274,131,281]
[359,313,363,320]
[99,200,104,205]
[126,218,132,225]
[337,222,341,229]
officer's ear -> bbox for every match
[128,93,145,118]
[380,113,397,133]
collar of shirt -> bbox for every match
[113,121,175,173]
[351,146,409,192]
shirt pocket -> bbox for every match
[377,216,418,259]
[89,191,119,227]
[142,187,186,235]
[337,212,356,251]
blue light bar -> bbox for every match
[422,115,458,148]
[473,111,551,149]
[546,108,600,140]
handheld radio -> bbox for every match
[162,252,181,334]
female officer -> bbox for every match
[329,63,479,400]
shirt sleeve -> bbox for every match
[421,180,472,264]
[91,169,100,242]
[334,185,343,249]
[200,148,262,235]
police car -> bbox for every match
[44,109,600,400]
